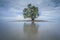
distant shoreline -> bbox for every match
[10,20,48,22]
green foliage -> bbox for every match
[23,4,39,20]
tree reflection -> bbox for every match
[23,22,39,40]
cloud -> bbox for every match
[51,0,60,7]
[0,0,60,18]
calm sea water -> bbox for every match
[0,16,60,40]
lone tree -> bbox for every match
[23,4,39,22]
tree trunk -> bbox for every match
[32,18,34,23]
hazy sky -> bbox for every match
[0,0,60,18]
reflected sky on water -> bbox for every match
[0,18,60,40]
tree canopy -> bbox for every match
[23,4,39,21]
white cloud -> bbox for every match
[9,8,22,13]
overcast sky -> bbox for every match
[0,0,60,18]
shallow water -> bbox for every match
[0,18,60,40]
